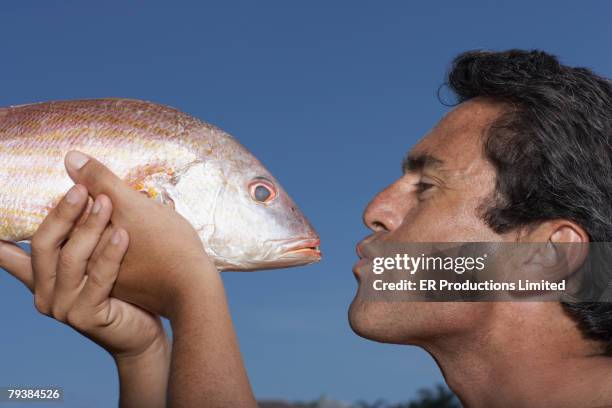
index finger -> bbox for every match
[31,184,89,254]
[30,184,89,313]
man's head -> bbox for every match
[349,49,612,352]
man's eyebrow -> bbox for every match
[401,153,444,174]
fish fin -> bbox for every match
[137,184,175,209]
[126,165,176,210]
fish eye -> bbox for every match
[255,185,271,201]
[249,178,277,204]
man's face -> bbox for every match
[349,97,515,344]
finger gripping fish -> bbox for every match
[0,98,321,271]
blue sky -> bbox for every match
[0,1,611,406]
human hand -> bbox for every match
[62,151,217,318]
[0,185,169,360]
[0,186,170,407]
[59,152,258,407]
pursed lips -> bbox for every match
[354,230,394,279]
[354,235,378,279]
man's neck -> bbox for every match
[421,303,612,408]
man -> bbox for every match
[349,49,612,407]
[2,49,612,407]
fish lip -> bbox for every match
[282,238,322,259]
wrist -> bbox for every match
[166,257,221,321]
[113,330,170,408]
[113,331,171,372]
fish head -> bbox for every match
[210,169,321,271]
[174,130,321,271]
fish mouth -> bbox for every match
[282,238,322,261]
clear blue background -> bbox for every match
[1,1,611,407]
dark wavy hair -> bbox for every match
[445,49,612,354]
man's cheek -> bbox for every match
[397,206,458,241]
[420,195,488,241]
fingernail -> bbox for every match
[111,229,122,245]
[66,186,82,204]
[66,151,90,170]
[92,197,102,214]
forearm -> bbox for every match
[168,267,257,408]
[114,335,171,408]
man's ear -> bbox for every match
[521,220,589,281]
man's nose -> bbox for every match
[363,179,412,232]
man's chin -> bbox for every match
[348,297,408,344]
[348,298,374,340]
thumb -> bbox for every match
[0,241,33,291]
[64,151,135,205]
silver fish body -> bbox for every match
[0,98,321,271]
